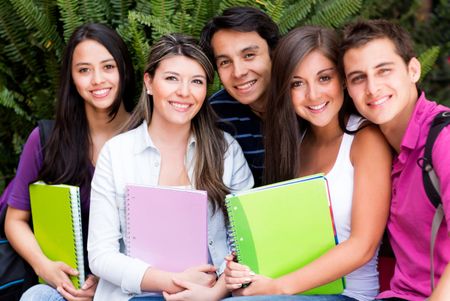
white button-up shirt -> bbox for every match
[88,121,254,301]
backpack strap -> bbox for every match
[421,111,450,208]
[37,119,55,160]
[417,111,450,291]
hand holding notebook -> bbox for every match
[29,181,85,289]
[225,174,344,295]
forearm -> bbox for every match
[275,238,376,294]
[429,262,450,301]
[5,208,49,276]
[140,267,180,294]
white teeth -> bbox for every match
[371,96,389,106]
[236,80,256,90]
[308,103,327,110]
[170,102,190,109]
[92,88,109,96]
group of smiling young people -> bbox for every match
[1,5,449,301]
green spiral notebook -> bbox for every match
[226,174,344,294]
[29,181,85,289]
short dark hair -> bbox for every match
[340,19,416,65]
[200,6,280,67]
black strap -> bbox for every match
[37,119,55,160]
[419,111,450,208]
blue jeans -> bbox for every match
[20,284,65,301]
[222,295,357,301]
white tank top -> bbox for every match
[326,114,379,301]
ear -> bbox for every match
[408,57,421,83]
[143,72,153,95]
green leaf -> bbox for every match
[418,46,440,81]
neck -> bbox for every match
[248,96,266,119]
[379,89,419,153]
[308,116,343,145]
[86,104,129,137]
[147,118,191,149]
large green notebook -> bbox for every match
[226,174,344,294]
[29,181,85,289]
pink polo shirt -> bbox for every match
[378,92,450,300]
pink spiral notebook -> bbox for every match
[125,184,209,272]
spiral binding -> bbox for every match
[70,186,85,288]
[125,186,133,256]
[225,198,242,262]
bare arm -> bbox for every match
[5,206,77,289]
[140,264,217,294]
[226,125,392,295]
[163,273,229,301]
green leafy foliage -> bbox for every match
[419,46,440,82]
[0,0,448,193]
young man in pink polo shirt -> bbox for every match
[341,19,450,301]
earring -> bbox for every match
[147,89,152,95]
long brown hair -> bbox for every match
[125,34,230,217]
[264,26,358,184]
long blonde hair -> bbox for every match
[125,34,230,218]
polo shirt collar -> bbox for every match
[400,91,432,151]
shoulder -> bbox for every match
[21,127,42,155]
[431,118,450,166]
[98,123,146,163]
[223,131,240,152]
[105,123,143,148]
[351,124,392,164]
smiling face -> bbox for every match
[144,55,207,129]
[343,38,420,128]
[71,39,120,114]
[290,50,343,128]
[211,29,272,109]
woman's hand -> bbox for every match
[177,264,217,288]
[57,274,99,301]
[163,278,217,301]
[36,259,78,290]
[163,274,228,301]
[232,274,281,296]
[223,254,254,290]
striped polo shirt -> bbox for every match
[209,89,264,187]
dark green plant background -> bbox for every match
[1,0,449,193]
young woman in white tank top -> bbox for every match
[223,26,392,301]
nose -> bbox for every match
[232,60,248,78]
[91,69,105,85]
[366,76,379,96]
[176,81,190,97]
[307,83,321,101]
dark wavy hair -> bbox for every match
[124,33,230,217]
[264,26,359,184]
[39,23,135,187]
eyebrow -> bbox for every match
[163,71,207,79]
[292,67,336,79]
[215,45,260,60]
[74,58,115,66]
[346,62,394,78]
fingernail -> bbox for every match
[244,278,252,283]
